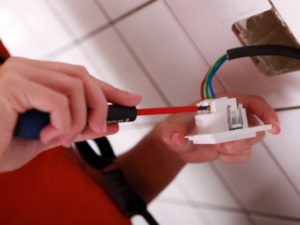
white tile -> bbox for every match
[48,0,107,38]
[0,2,45,58]
[215,143,300,218]
[201,209,252,225]
[81,28,167,109]
[166,0,270,61]
[131,215,148,225]
[5,0,71,54]
[175,164,240,208]
[264,110,300,189]
[98,0,149,20]
[144,201,207,225]
[166,0,300,108]
[254,216,300,225]
[117,1,209,106]
[51,47,99,77]
[156,182,187,202]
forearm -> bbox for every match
[116,123,185,203]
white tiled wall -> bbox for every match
[1,0,300,224]
[47,0,108,38]
[215,144,300,218]
[117,1,208,105]
[98,0,150,20]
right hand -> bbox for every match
[0,57,141,171]
[159,93,280,164]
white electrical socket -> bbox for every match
[186,97,272,144]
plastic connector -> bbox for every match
[186,97,271,144]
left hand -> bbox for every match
[159,93,280,164]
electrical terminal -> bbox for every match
[186,97,271,144]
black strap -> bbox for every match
[75,138,115,170]
[0,55,5,64]
[75,138,159,225]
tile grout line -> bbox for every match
[175,180,217,225]
[275,106,300,112]
[43,24,111,59]
[162,0,228,92]
[158,197,300,223]
[209,163,258,225]
[44,0,171,125]
[162,1,258,224]
[94,0,172,107]
[43,0,158,60]
[261,142,300,198]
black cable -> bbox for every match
[140,209,159,225]
[227,45,300,60]
[76,138,114,170]
[76,138,159,225]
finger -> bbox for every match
[75,124,119,142]
[9,64,87,146]
[160,121,195,152]
[218,92,280,134]
[219,152,251,164]
[97,80,141,106]
[15,57,142,106]
[218,132,264,155]
[178,147,219,163]
[11,63,88,145]
[13,57,108,133]
[247,113,261,126]
[2,75,72,143]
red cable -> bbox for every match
[137,105,198,116]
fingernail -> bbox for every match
[270,121,281,134]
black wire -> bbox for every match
[76,138,159,225]
[140,209,159,225]
[227,45,300,60]
[75,138,114,170]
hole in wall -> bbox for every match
[233,7,300,76]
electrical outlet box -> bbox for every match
[233,0,300,76]
[186,97,272,144]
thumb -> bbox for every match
[161,123,193,152]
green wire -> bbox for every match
[204,54,227,99]
[204,57,221,99]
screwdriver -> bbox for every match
[14,104,208,140]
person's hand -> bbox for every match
[159,93,280,164]
[0,57,141,171]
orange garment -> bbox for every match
[0,42,130,225]
[0,147,131,225]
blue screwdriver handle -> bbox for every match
[14,105,137,140]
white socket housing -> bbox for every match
[186,97,272,144]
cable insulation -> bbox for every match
[227,45,300,60]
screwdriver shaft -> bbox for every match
[137,105,198,116]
